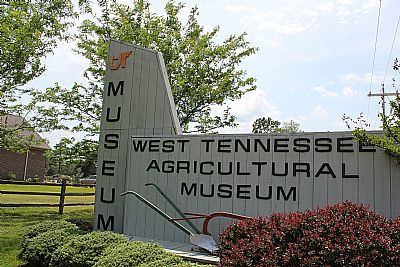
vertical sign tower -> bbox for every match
[94,39,181,232]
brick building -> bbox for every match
[0,115,50,180]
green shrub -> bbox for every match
[19,229,81,266]
[96,241,214,267]
[50,231,128,267]
[138,255,184,267]
[93,241,170,267]
[20,220,78,248]
[139,255,213,267]
[65,218,93,232]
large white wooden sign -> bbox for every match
[95,40,400,246]
[94,39,181,233]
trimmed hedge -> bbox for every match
[19,229,81,266]
[140,256,212,267]
[139,256,185,267]
[93,241,169,267]
[18,220,80,263]
[49,231,129,267]
[138,255,214,267]
[95,242,213,267]
[218,202,400,266]
[20,219,78,246]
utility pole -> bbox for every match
[368,84,399,118]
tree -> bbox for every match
[252,117,281,133]
[252,117,301,133]
[344,100,400,162]
[32,0,258,134]
[344,58,400,162]
[46,138,98,178]
[0,0,75,151]
[278,120,301,133]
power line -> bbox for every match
[367,0,382,124]
[383,15,400,84]
[369,0,382,94]
[380,14,400,120]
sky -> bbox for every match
[27,0,400,145]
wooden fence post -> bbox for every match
[58,180,67,215]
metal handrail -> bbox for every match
[145,183,202,234]
[120,191,193,236]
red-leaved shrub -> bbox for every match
[218,202,400,266]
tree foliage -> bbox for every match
[0,0,75,151]
[32,0,258,134]
[345,58,400,162]
[252,117,281,133]
[252,117,301,133]
[345,101,400,162]
[46,138,98,178]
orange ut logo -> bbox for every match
[109,50,132,70]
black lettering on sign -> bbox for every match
[359,142,376,152]
[181,182,197,196]
[274,138,290,152]
[177,161,190,173]
[104,134,119,149]
[148,140,160,152]
[100,187,115,203]
[315,163,336,178]
[293,138,311,152]
[106,107,121,122]
[272,162,288,176]
[218,139,231,152]
[217,184,233,198]
[293,163,310,177]
[107,81,124,96]
[236,162,250,175]
[254,138,271,152]
[132,140,147,152]
[102,160,115,176]
[342,163,359,178]
[277,186,296,201]
[256,185,272,200]
[176,140,189,152]
[146,159,160,172]
[200,184,214,197]
[218,162,233,175]
[235,139,250,152]
[162,140,174,152]
[315,138,332,152]
[237,184,251,199]
[97,214,114,231]
[200,161,214,175]
[162,160,174,173]
[337,137,354,152]
[251,161,268,176]
[201,139,215,152]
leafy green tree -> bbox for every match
[277,120,302,133]
[345,58,400,162]
[46,138,98,178]
[252,117,301,133]
[32,0,258,134]
[345,101,400,162]
[0,0,75,151]
[252,117,281,133]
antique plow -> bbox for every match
[121,183,250,253]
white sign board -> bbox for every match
[95,40,400,246]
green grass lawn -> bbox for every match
[0,183,95,267]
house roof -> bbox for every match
[1,114,51,150]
